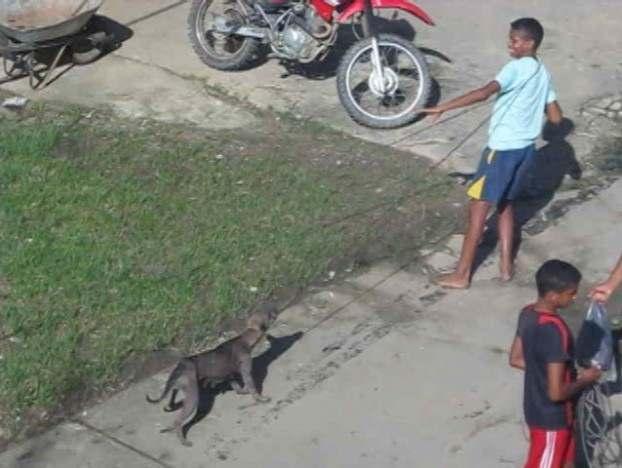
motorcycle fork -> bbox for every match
[361,0,386,93]
[361,0,374,38]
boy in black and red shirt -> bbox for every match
[509,259,601,468]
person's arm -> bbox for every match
[545,101,563,125]
[422,81,500,122]
[509,336,525,370]
[540,323,601,402]
[547,363,601,402]
[590,254,622,303]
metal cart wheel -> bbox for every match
[70,35,104,65]
[71,15,111,65]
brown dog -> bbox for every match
[146,303,277,446]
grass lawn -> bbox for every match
[0,103,457,441]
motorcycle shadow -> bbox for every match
[279,16,416,80]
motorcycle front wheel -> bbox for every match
[336,33,431,129]
[188,0,260,71]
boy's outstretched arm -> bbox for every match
[509,336,525,370]
[546,101,563,124]
[547,363,601,402]
[590,254,622,303]
[422,81,500,122]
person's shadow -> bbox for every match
[178,331,304,438]
[471,118,581,274]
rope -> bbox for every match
[389,101,490,147]
[429,113,491,170]
[394,59,544,171]
[301,220,458,334]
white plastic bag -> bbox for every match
[576,301,614,371]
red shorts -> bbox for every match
[525,427,575,468]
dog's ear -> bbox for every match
[246,313,260,331]
[246,311,267,331]
[266,303,278,322]
[247,303,278,330]
[262,302,279,323]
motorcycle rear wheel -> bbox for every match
[188,0,260,71]
[336,33,431,129]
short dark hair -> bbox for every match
[536,259,582,297]
[511,17,544,49]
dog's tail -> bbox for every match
[145,359,193,404]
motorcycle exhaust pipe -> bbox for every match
[212,15,266,39]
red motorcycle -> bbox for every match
[188,0,434,128]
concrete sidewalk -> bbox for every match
[2,181,621,467]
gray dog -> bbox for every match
[146,303,277,446]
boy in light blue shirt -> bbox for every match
[423,17,562,289]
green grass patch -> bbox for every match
[0,105,455,438]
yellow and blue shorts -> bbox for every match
[466,144,535,204]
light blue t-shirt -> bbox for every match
[488,57,556,150]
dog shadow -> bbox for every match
[180,331,304,437]
[471,118,580,275]
[252,331,305,393]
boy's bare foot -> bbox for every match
[493,275,512,285]
[499,264,514,282]
[434,272,470,289]
[498,272,513,282]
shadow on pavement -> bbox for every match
[472,118,581,275]
[4,15,133,89]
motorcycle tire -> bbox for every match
[336,33,431,129]
[188,0,260,71]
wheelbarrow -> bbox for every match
[0,0,114,89]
